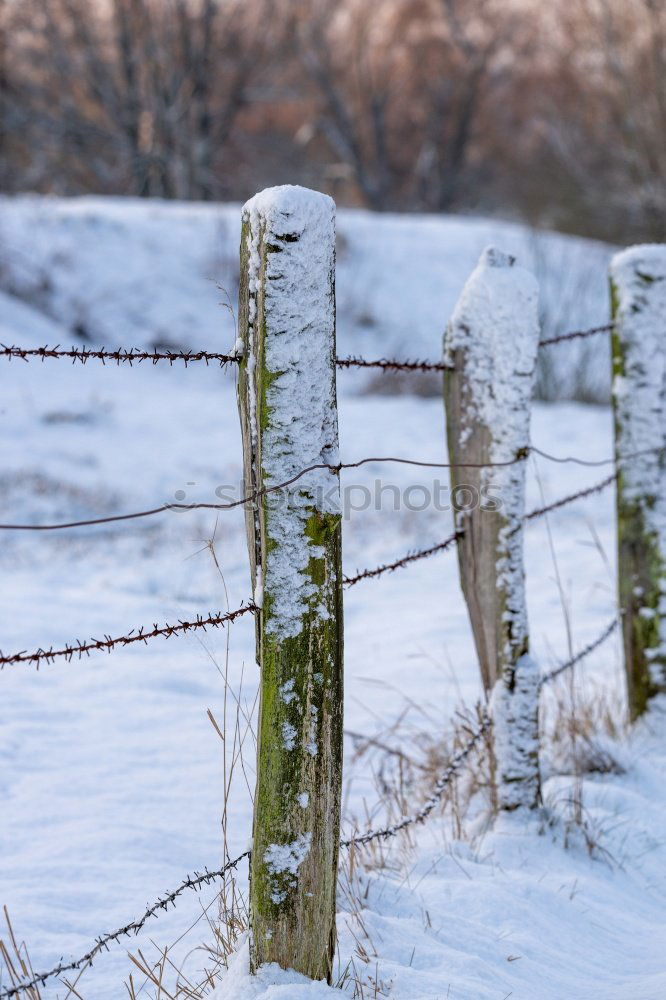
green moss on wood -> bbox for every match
[610,276,666,720]
[237,206,343,982]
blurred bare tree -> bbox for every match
[294,0,528,212]
[501,0,666,241]
[0,0,664,242]
[3,0,278,198]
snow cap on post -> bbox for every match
[610,244,666,718]
[444,245,541,812]
[237,185,343,981]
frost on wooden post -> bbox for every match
[236,185,343,981]
[610,245,666,720]
[443,247,541,811]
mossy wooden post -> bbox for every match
[443,248,541,811]
[237,186,343,980]
[610,246,666,720]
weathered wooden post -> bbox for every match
[443,247,541,811]
[237,186,343,980]
[610,246,666,720]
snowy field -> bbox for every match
[1,198,664,999]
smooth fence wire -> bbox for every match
[0,317,622,996]
[0,446,636,533]
[0,473,617,668]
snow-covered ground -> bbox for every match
[0,196,613,399]
[0,197,663,999]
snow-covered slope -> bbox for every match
[215,713,666,1000]
[0,198,661,999]
[0,196,614,399]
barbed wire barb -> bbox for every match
[0,344,241,367]
[2,322,613,374]
[346,472,616,587]
[0,853,250,999]
[0,608,617,997]
[0,604,256,668]
[539,617,619,688]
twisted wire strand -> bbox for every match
[344,472,615,587]
[0,719,489,997]
[2,322,612,374]
[0,473,617,667]
[0,615,618,997]
[0,852,250,999]
[0,604,256,669]
[537,322,614,347]
[341,713,491,847]
[0,344,240,367]
[539,617,619,689]
[0,447,638,533]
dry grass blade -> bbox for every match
[0,910,42,1000]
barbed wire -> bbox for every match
[344,472,616,588]
[537,322,614,347]
[1,322,612,376]
[523,473,617,524]
[341,712,491,848]
[343,532,460,588]
[0,604,256,669]
[336,323,613,373]
[0,722,490,996]
[344,613,620,851]
[507,472,617,538]
[0,344,240,367]
[0,852,250,1000]
[0,612,618,997]
[0,473,617,667]
[539,617,619,689]
[336,355,453,373]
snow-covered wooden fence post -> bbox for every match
[237,186,343,980]
[610,246,666,720]
[443,248,541,812]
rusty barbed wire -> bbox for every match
[341,713,491,848]
[343,532,460,588]
[1,322,613,376]
[0,473,618,669]
[1,474,611,667]
[344,613,620,849]
[336,355,454,373]
[3,713,487,1000]
[0,603,256,669]
[507,472,617,537]
[0,344,241,367]
[0,613,619,997]
[337,324,612,371]
[523,472,617,523]
[344,472,616,588]
[538,322,614,347]
[539,617,619,689]
[0,852,250,999]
